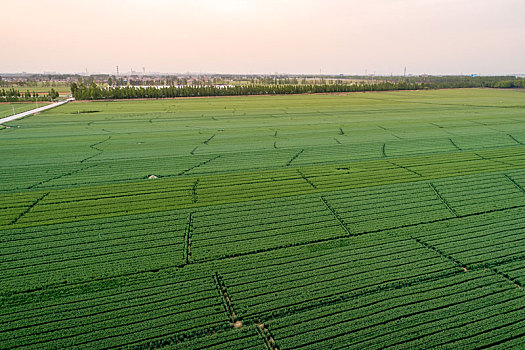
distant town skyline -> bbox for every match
[2,0,524,75]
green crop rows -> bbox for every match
[0,102,44,119]
[1,88,525,349]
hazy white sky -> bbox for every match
[2,0,524,75]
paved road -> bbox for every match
[0,98,74,125]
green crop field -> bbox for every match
[0,102,46,119]
[1,88,525,349]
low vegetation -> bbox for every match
[1,89,525,348]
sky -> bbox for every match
[2,0,524,75]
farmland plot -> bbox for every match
[2,89,525,349]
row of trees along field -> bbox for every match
[0,88,60,102]
[70,76,525,100]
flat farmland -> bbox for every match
[1,88,525,349]
[0,102,46,119]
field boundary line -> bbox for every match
[411,236,468,271]
[89,136,111,152]
[429,122,456,136]
[488,266,522,290]
[428,122,443,129]
[320,196,352,236]
[285,149,304,166]
[213,272,239,325]
[256,322,280,350]
[388,161,423,177]
[203,134,215,145]
[178,155,220,175]
[80,136,111,163]
[10,193,49,225]
[192,179,199,203]
[27,165,98,189]
[296,169,317,189]
[508,134,523,145]
[428,183,458,217]
[475,153,514,166]
[183,213,193,264]
[504,174,525,195]
[79,153,100,163]
[448,138,462,151]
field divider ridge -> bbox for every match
[89,136,112,152]
[503,173,525,195]
[475,153,514,167]
[320,196,352,236]
[428,183,458,217]
[80,136,111,163]
[256,322,280,350]
[285,149,304,166]
[487,266,523,290]
[192,179,199,203]
[9,192,49,225]
[296,169,317,189]
[411,236,468,271]
[27,164,98,190]
[213,272,240,326]
[183,213,193,265]
[448,138,462,151]
[388,160,423,177]
[178,155,221,175]
[507,134,524,145]
[202,134,215,145]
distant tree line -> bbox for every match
[0,88,59,102]
[70,77,525,100]
[385,75,525,88]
